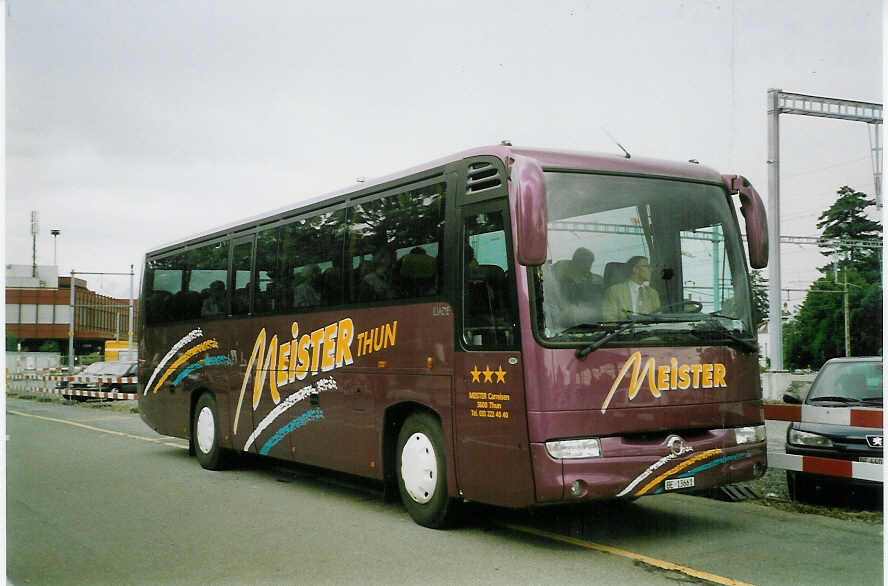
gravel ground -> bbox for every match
[732,467,883,525]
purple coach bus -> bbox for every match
[138,145,769,527]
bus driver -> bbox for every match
[602,255,660,320]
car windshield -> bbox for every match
[105,362,135,376]
[532,172,754,347]
[83,362,107,375]
[807,360,883,404]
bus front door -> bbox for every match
[453,202,535,508]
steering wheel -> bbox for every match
[659,300,703,313]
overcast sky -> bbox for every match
[5,0,883,305]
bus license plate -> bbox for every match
[664,477,695,491]
[860,457,883,464]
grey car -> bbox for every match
[783,357,883,503]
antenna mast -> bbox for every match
[31,210,39,278]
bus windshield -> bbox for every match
[534,172,755,348]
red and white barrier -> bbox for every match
[10,373,137,384]
[7,386,138,401]
[769,452,882,482]
[764,404,882,429]
[6,373,138,401]
[765,403,883,483]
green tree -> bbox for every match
[38,340,61,352]
[784,186,882,369]
[816,185,882,276]
[749,269,768,328]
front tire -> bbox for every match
[787,470,815,502]
[396,412,455,528]
[193,393,227,470]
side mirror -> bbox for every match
[511,155,547,266]
[782,391,803,405]
[722,175,769,269]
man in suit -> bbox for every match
[602,256,660,320]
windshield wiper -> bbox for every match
[621,311,691,323]
[559,323,605,335]
[860,396,883,405]
[708,312,740,320]
[690,317,758,354]
[575,318,663,359]
[807,396,862,404]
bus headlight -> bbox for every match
[545,438,601,459]
[735,425,766,445]
[787,428,834,448]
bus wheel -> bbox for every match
[193,393,227,470]
[396,412,455,528]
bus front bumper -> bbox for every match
[530,441,767,502]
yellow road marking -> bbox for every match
[498,523,755,586]
[7,405,754,586]
[8,409,188,449]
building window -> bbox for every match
[20,304,37,324]
[38,305,54,324]
[6,304,19,325]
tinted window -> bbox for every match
[189,241,229,318]
[278,209,347,312]
[231,239,254,316]
[346,183,445,303]
[145,241,230,325]
[255,228,280,315]
[144,252,187,325]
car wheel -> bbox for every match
[193,393,227,470]
[396,412,456,528]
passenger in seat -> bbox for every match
[553,247,604,304]
[359,247,396,301]
[201,280,227,316]
[543,247,605,330]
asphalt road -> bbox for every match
[6,396,884,585]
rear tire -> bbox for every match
[193,393,227,470]
[396,412,455,528]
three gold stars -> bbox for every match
[470,364,507,384]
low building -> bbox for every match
[5,264,138,355]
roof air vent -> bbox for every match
[466,161,503,196]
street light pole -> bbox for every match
[51,229,60,266]
[843,268,851,357]
[128,265,134,354]
[68,270,75,373]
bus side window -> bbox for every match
[346,182,446,304]
[145,254,185,325]
[278,209,346,312]
[254,227,279,315]
[187,240,229,318]
[231,240,253,316]
[462,210,517,347]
